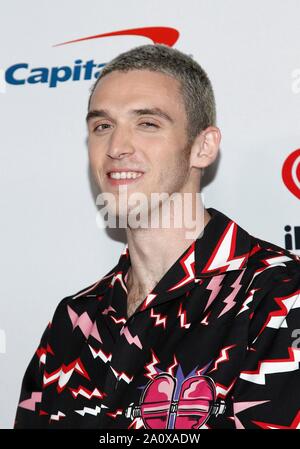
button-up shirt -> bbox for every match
[14,207,300,429]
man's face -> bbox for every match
[87,69,196,222]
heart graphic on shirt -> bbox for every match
[138,373,220,429]
[282,149,300,200]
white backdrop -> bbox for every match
[1,0,299,428]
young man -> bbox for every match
[14,44,300,429]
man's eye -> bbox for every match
[139,122,159,128]
[94,123,111,132]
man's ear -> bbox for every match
[189,126,221,169]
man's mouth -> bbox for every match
[106,171,145,185]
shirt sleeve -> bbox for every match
[232,260,300,429]
[13,322,51,429]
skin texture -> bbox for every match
[87,69,221,317]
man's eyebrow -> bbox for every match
[86,109,110,122]
[131,108,174,123]
[86,107,174,123]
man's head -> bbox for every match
[86,44,221,223]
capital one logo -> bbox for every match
[282,149,300,200]
[4,27,180,89]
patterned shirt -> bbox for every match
[14,207,300,429]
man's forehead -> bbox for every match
[90,73,184,114]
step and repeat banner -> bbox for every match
[0,0,299,428]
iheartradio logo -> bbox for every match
[282,149,300,200]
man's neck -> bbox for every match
[124,203,211,298]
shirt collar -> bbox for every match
[93,207,253,299]
[194,207,252,278]
[120,207,252,283]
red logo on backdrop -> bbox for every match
[282,149,300,200]
[54,27,179,47]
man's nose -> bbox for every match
[106,125,134,159]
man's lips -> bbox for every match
[106,170,145,186]
[106,168,145,174]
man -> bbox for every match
[14,44,300,429]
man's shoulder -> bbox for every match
[205,208,300,276]
[50,264,119,319]
[246,232,300,272]
[239,234,300,346]
[244,233,300,306]
[71,267,116,299]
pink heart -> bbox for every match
[140,373,215,429]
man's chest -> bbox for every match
[126,291,146,319]
[44,287,250,429]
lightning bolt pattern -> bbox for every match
[13,208,300,430]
